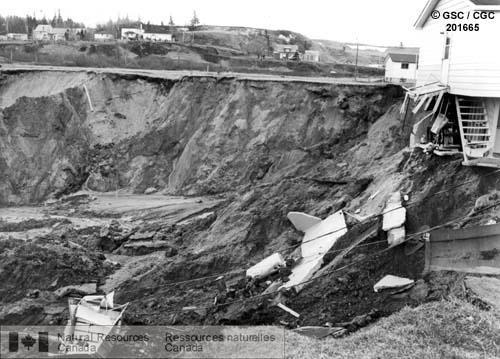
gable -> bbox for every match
[35,25,53,32]
[415,0,475,28]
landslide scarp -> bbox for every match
[0,71,402,205]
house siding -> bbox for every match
[416,0,470,86]
[385,58,417,83]
[416,0,500,97]
[447,17,500,96]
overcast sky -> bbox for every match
[0,0,429,46]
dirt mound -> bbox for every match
[0,238,110,303]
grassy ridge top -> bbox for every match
[286,299,500,359]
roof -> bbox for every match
[52,28,70,35]
[415,0,500,28]
[274,44,299,52]
[34,24,53,32]
[386,47,419,55]
[143,24,170,34]
[386,53,418,63]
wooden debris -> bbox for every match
[276,303,300,318]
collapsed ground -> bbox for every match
[0,70,499,335]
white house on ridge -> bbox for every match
[406,0,500,168]
[384,48,419,84]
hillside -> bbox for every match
[189,26,384,66]
[312,39,385,66]
[0,25,385,76]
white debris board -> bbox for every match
[280,210,347,292]
[246,253,285,279]
[382,192,406,232]
[374,275,414,292]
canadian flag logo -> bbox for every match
[8,331,49,353]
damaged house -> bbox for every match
[405,0,500,167]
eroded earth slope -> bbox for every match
[1,70,498,330]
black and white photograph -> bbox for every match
[0,0,500,358]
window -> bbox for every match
[401,63,409,69]
[444,36,451,60]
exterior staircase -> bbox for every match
[455,96,491,159]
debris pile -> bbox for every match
[62,291,129,355]
[98,220,128,251]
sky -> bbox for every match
[0,0,429,46]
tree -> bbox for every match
[168,15,175,26]
[56,9,63,26]
[189,11,199,31]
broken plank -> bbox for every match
[277,303,300,318]
[432,91,445,114]
[424,94,434,111]
[280,211,348,293]
[412,94,429,114]
[83,84,94,111]
[292,326,345,339]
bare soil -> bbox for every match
[0,70,499,333]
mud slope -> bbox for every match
[0,71,401,205]
[2,70,498,329]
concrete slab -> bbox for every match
[374,275,414,293]
[465,276,500,311]
[387,226,406,247]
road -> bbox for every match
[0,63,388,86]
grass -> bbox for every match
[285,299,500,359]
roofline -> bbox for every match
[385,53,419,63]
[414,0,442,29]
